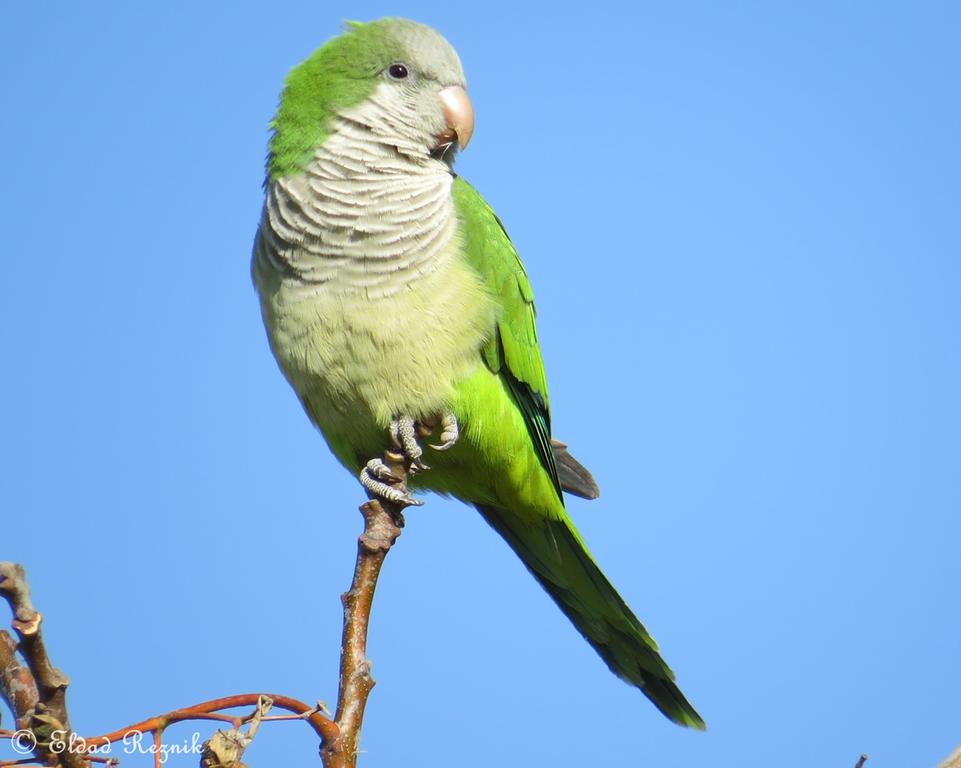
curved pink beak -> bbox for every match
[436,85,474,151]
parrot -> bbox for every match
[252,18,704,730]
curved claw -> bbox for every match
[360,459,423,508]
[429,410,460,451]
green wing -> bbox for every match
[451,179,704,730]
[451,176,561,498]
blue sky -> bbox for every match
[2,2,959,767]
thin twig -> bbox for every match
[200,697,272,768]
[80,694,336,747]
[321,448,409,768]
[938,745,961,768]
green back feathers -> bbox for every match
[267,20,404,181]
[452,177,562,499]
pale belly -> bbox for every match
[255,241,497,472]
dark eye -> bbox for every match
[387,63,409,80]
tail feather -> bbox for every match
[476,503,705,730]
[551,439,600,500]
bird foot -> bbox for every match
[388,410,460,471]
[429,410,460,451]
[360,458,424,508]
[359,411,460,508]
[389,415,429,471]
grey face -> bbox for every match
[384,20,466,89]
[368,21,469,156]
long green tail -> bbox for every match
[476,504,705,730]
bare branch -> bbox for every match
[938,745,961,768]
[0,564,342,766]
[0,630,38,728]
[321,448,409,768]
[0,563,83,768]
[2,442,413,768]
[80,694,337,748]
[0,565,69,708]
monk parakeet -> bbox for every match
[253,18,704,729]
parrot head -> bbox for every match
[267,18,474,182]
